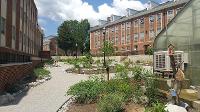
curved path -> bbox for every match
[0,63,88,112]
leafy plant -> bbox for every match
[131,66,144,81]
[97,93,125,112]
[105,80,133,101]
[67,80,104,104]
[145,101,166,112]
[115,64,129,80]
[33,68,50,79]
[132,83,143,103]
[145,77,159,105]
[101,41,114,57]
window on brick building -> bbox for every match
[140,32,144,40]
[134,33,138,42]
[127,46,130,51]
[149,15,155,22]
[149,30,155,39]
[121,37,125,45]
[12,26,16,40]
[157,13,162,22]
[1,17,6,34]
[115,36,118,45]
[126,22,131,28]
[122,23,125,29]
[140,18,144,28]
[176,7,182,14]
[126,35,131,44]
[134,20,139,27]
[167,10,174,22]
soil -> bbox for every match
[66,102,144,112]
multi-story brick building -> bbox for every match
[90,0,190,55]
[0,0,43,92]
[42,35,65,58]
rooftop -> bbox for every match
[90,0,190,32]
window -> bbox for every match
[140,18,144,28]
[176,7,182,14]
[134,33,138,42]
[115,36,118,45]
[149,30,155,38]
[149,15,154,22]
[1,17,6,34]
[12,26,16,40]
[126,35,131,44]
[167,10,174,22]
[140,32,144,40]
[121,37,125,45]
[127,46,130,51]
[134,20,139,27]
[122,23,125,29]
[126,22,131,28]
[157,13,161,22]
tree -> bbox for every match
[57,19,90,55]
[101,41,114,57]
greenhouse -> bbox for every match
[154,0,200,85]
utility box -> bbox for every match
[154,51,185,72]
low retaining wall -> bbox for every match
[59,55,153,63]
[0,57,42,93]
[0,63,33,92]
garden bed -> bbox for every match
[66,102,144,112]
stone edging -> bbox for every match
[57,97,73,112]
[0,76,51,106]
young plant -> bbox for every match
[67,80,104,104]
[97,93,125,112]
[115,64,129,80]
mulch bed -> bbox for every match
[66,102,144,112]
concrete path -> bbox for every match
[0,63,88,112]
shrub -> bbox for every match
[131,66,144,81]
[67,80,104,104]
[115,64,129,80]
[105,80,133,101]
[145,77,160,105]
[33,68,50,79]
[97,93,125,112]
[145,101,166,112]
[43,59,54,65]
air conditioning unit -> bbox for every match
[154,51,185,72]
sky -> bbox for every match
[35,0,171,37]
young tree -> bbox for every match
[101,41,114,57]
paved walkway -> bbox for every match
[0,63,88,112]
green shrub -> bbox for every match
[115,64,129,80]
[131,66,144,81]
[34,68,50,79]
[105,80,133,101]
[67,80,104,104]
[145,77,159,105]
[132,84,143,103]
[145,102,166,112]
[43,59,54,65]
[97,93,125,112]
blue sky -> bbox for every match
[35,0,164,37]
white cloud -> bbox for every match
[35,0,145,26]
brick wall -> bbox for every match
[0,57,42,92]
[0,63,33,92]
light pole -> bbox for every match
[76,43,78,58]
[102,27,106,67]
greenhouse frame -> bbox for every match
[154,0,200,85]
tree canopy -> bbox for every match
[57,19,90,54]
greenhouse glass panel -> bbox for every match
[154,0,200,85]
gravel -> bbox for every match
[0,62,88,112]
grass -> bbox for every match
[33,67,50,79]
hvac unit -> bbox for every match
[154,51,185,72]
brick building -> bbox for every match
[90,0,190,55]
[42,36,65,58]
[0,0,43,92]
